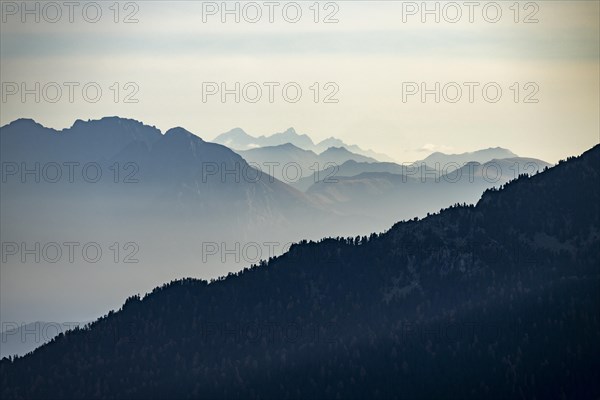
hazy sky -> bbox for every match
[1,0,598,162]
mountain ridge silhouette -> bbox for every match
[1,144,598,399]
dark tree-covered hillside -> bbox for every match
[1,145,599,399]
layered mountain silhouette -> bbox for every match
[1,117,547,240]
[292,156,551,192]
[238,143,377,183]
[213,127,394,161]
[0,117,558,331]
[292,155,551,232]
[0,118,346,331]
[1,144,598,399]
[421,147,518,166]
[1,117,329,233]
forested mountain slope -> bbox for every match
[1,145,598,399]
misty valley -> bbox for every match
[0,116,598,398]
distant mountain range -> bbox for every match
[2,144,597,399]
[215,125,550,197]
[420,147,518,166]
[1,117,328,232]
[0,117,345,333]
[238,143,377,183]
[303,156,551,232]
[0,116,554,340]
[1,117,548,233]
[213,127,395,162]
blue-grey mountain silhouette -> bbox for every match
[1,144,598,399]
[213,127,393,161]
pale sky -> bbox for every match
[1,0,599,163]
